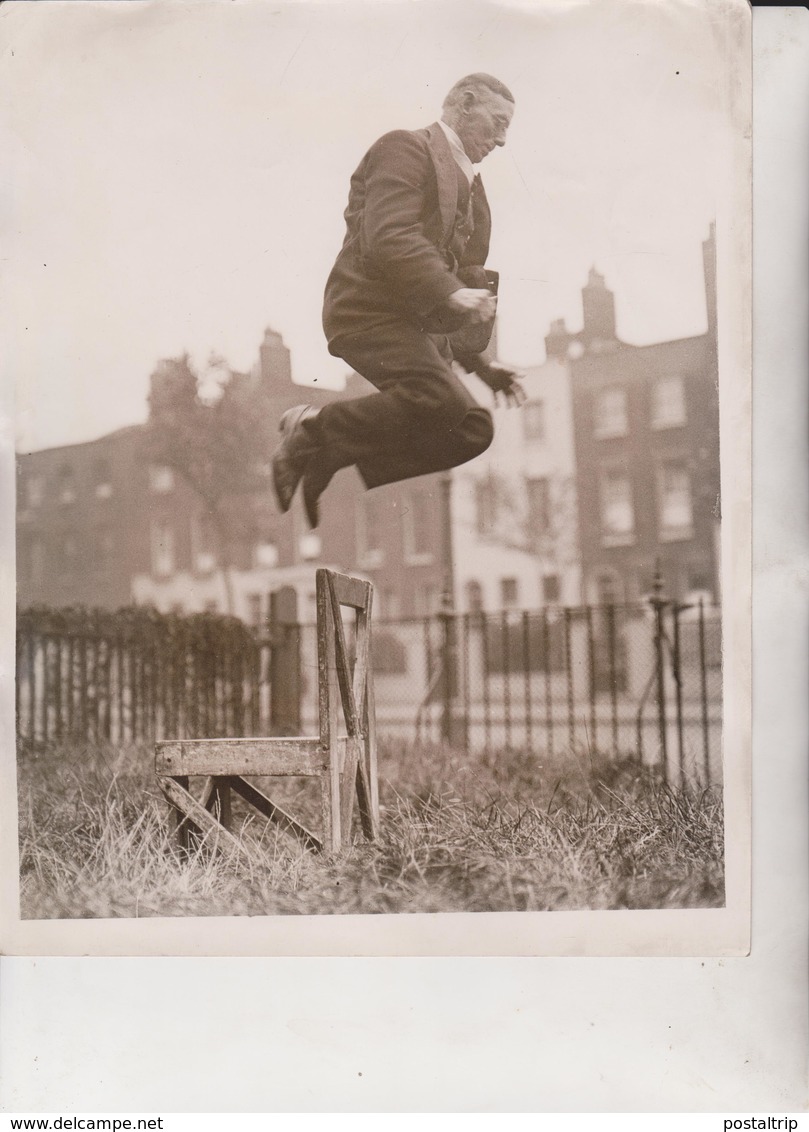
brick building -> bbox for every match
[17,229,720,622]
[545,227,720,604]
[16,328,450,624]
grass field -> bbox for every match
[17,738,724,919]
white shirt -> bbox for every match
[438,119,475,186]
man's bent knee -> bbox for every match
[460,407,494,457]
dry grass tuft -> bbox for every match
[17,738,724,919]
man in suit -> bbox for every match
[272,72,524,527]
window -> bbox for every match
[149,465,174,494]
[596,572,622,605]
[500,577,519,607]
[542,573,561,603]
[475,478,497,537]
[191,514,217,574]
[594,387,628,439]
[57,465,76,505]
[465,580,484,613]
[299,532,321,561]
[688,567,710,593]
[526,477,550,536]
[402,487,434,564]
[600,468,635,545]
[658,460,694,540]
[522,400,545,442]
[651,375,686,429]
[22,475,43,509]
[254,542,279,568]
[93,459,113,500]
[372,630,407,674]
[357,495,385,568]
[150,519,175,577]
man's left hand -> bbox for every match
[475,361,527,407]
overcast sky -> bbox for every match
[2,0,740,453]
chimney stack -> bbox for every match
[259,327,292,389]
[581,267,616,345]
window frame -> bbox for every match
[593,386,629,440]
[402,487,435,566]
[657,458,695,542]
[599,466,636,547]
[651,374,687,430]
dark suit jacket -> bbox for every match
[322,122,494,353]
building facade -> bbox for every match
[450,356,582,612]
[546,229,720,605]
[17,229,720,623]
[16,328,451,625]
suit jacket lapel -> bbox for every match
[424,122,460,247]
[469,173,492,260]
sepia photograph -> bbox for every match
[2,0,751,953]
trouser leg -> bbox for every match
[314,322,494,489]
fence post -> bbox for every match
[698,598,711,786]
[269,586,301,735]
[672,601,686,787]
[649,563,669,782]
[439,607,460,744]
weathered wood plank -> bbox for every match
[339,737,360,840]
[159,777,247,857]
[320,568,369,610]
[229,777,322,852]
[155,736,332,777]
[328,579,361,737]
[155,568,379,858]
[167,773,192,851]
[364,655,380,835]
[352,601,372,726]
[317,571,343,853]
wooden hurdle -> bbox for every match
[155,568,379,855]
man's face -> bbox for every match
[454,90,514,164]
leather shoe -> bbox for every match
[271,404,320,512]
[302,458,338,529]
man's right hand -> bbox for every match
[445,287,497,324]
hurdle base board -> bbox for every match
[155,736,349,778]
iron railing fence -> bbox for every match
[15,607,273,748]
[294,600,722,788]
[17,599,722,786]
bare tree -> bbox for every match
[472,466,579,593]
[142,354,274,614]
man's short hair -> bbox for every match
[443,73,515,111]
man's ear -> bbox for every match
[460,89,477,113]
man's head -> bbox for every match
[441,73,515,163]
